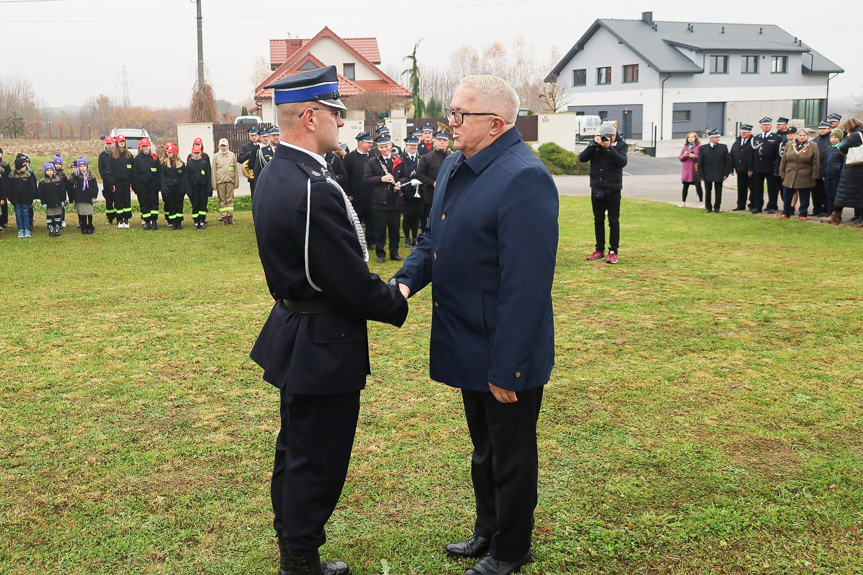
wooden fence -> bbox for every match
[5,120,95,140]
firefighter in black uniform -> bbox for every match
[416,130,452,231]
[417,123,435,156]
[98,137,117,224]
[342,132,374,236]
[730,123,753,211]
[254,127,277,181]
[249,65,408,575]
[132,138,161,229]
[365,133,405,263]
[749,117,783,214]
[238,127,260,198]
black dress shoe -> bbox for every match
[446,534,490,558]
[464,552,533,575]
[750,209,762,214]
[390,255,404,261]
[715,208,721,213]
[377,256,386,263]
[278,544,351,575]
[733,207,745,211]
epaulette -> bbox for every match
[296,162,328,184]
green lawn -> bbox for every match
[1,197,861,574]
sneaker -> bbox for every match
[18,229,24,238]
[779,214,789,219]
[606,252,618,264]
[24,229,31,238]
[677,202,686,208]
[586,251,605,261]
[118,221,123,228]
[61,220,66,228]
[799,216,807,221]
[698,203,705,209]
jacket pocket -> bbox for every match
[310,313,366,343]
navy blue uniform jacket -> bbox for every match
[250,143,408,395]
[394,127,558,393]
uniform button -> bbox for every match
[433,252,438,260]
[441,213,446,220]
[340,333,346,338]
[434,300,440,308]
[514,371,522,378]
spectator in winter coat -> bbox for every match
[71,157,98,234]
[698,130,732,213]
[678,132,703,208]
[579,122,627,264]
[211,138,239,225]
[824,118,863,225]
[9,156,36,238]
[779,128,820,220]
[822,130,845,215]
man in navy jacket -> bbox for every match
[394,75,558,575]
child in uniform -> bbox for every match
[38,162,66,237]
[52,154,69,228]
[185,144,212,229]
[71,157,99,234]
[160,142,188,230]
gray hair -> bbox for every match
[459,75,519,124]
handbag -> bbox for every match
[845,132,863,166]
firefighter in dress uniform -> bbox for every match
[249,65,408,575]
[749,117,783,214]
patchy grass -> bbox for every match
[1,198,862,574]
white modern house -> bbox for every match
[547,13,843,141]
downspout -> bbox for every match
[826,72,839,115]
[660,74,671,141]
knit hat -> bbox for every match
[77,156,89,167]
[43,162,55,173]
[14,157,26,170]
[53,153,63,165]
[831,129,843,139]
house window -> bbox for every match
[771,56,788,73]
[596,67,611,85]
[792,99,824,125]
[573,69,586,87]
[598,111,608,120]
[343,63,355,81]
[623,64,639,83]
[673,110,691,122]
[709,55,729,74]
[299,60,317,71]
[742,55,759,74]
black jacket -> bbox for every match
[416,148,450,205]
[364,154,404,208]
[343,150,370,202]
[750,131,782,174]
[398,153,423,214]
[185,157,213,195]
[160,161,189,193]
[7,170,37,204]
[249,144,407,394]
[37,177,65,208]
[70,174,99,204]
[814,135,833,179]
[113,151,134,184]
[698,143,733,182]
[730,137,753,174]
[98,150,115,187]
[578,136,628,191]
[238,140,258,167]
[132,152,160,190]
[253,146,275,181]
[325,152,349,190]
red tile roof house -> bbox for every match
[255,27,412,144]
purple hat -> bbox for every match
[77,156,89,167]
[53,153,63,165]
[43,162,56,173]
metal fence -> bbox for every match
[213,123,273,154]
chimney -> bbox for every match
[642,12,653,26]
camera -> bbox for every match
[600,135,609,142]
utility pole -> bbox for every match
[196,0,205,87]
[116,66,132,108]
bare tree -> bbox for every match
[251,56,271,89]
[537,74,572,113]
[0,73,42,121]
[191,83,218,123]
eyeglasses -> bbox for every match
[445,106,498,126]
[297,107,345,119]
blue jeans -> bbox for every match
[14,203,32,231]
[783,187,811,217]
[824,178,839,214]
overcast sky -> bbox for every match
[1,0,860,111]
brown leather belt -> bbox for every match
[281,299,335,314]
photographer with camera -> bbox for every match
[579,122,628,264]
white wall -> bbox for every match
[536,113,577,151]
[310,37,379,81]
[559,27,659,91]
[177,123,214,155]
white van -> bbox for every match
[108,128,153,156]
[574,115,602,141]
[234,115,261,127]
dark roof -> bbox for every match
[547,18,843,80]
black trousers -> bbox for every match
[272,390,360,551]
[248,177,256,199]
[189,184,209,223]
[0,199,7,227]
[163,184,184,223]
[735,171,750,209]
[402,212,420,244]
[462,386,543,562]
[373,208,401,258]
[115,181,132,221]
[103,184,116,222]
[590,188,621,254]
[704,181,723,211]
[681,181,702,203]
[137,179,160,222]
[749,172,780,211]
[812,179,827,215]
